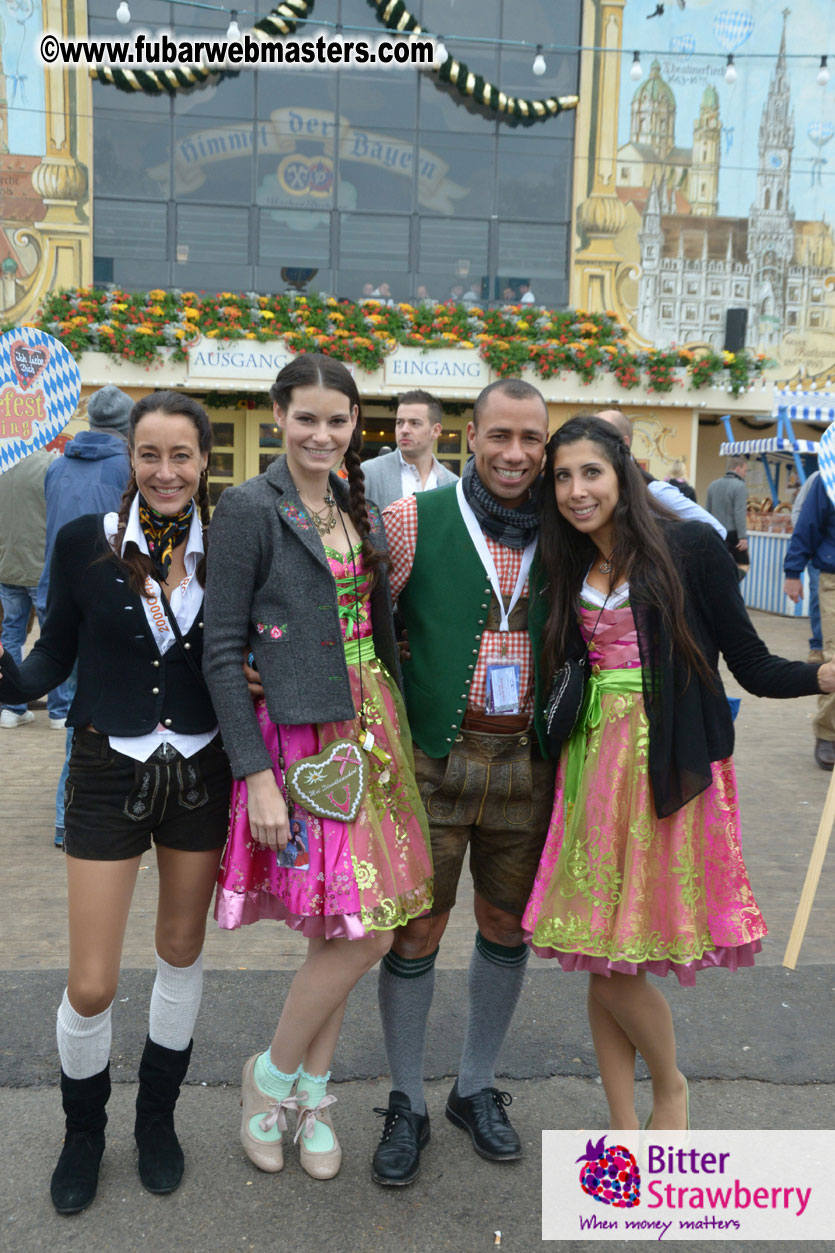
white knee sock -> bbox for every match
[57,988,112,1079]
[149,951,203,1051]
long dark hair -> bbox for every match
[270,353,385,575]
[538,415,709,683]
[111,391,213,597]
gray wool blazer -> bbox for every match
[361,450,458,512]
[203,455,401,780]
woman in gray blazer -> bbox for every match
[203,354,432,1182]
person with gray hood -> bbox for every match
[36,385,132,847]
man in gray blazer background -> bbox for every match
[362,390,458,510]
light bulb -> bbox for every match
[435,36,448,66]
[629,52,642,82]
[226,10,240,39]
[818,55,830,86]
[116,1,130,23]
[532,46,546,76]
[725,54,737,84]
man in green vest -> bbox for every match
[371,378,554,1186]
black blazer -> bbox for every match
[0,514,217,735]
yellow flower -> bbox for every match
[260,310,275,320]
[183,307,200,320]
[148,305,165,317]
[147,288,167,300]
[173,329,186,339]
[329,311,344,322]
[134,326,155,335]
[722,350,735,364]
[459,340,474,348]
[245,332,257,339]
[517,320,529,331]
[112,302,127,311]
[206,329,220,338]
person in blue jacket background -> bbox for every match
[784,464,835,770]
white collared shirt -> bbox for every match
[397,446,439,499]
[103,496,217,762]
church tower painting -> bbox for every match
[690,85,720,217]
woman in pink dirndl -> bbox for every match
[204,354,431,1181]
[525,416,835,1131]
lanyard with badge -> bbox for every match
[455,479,536,715]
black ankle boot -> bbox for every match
[134,1036,193,1194]
[51,1065,111,1214]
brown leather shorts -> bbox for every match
[414,729,555,918]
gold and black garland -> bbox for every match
[368,0,577,127]
[91,0,314,94]
[91,0,579,127]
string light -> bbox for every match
[226,8,240,38]
[817,55,830,86]
[434,34,448,66]
[116,1,130,23]
[532,44,546,76]
[629,51,642,82]
[724,54,737,84]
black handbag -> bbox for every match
[544,655,588,754]
[543,594,611,756]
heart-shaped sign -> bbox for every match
[285,738,368,823]
[0,327,81,475]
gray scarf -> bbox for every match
[461,457,539,549]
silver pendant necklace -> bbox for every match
[598,553,614,575]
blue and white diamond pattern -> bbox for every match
[817,422,835,510]
[0,328,81,474]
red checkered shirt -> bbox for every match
[382,494,535,721]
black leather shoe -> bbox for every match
[445,1080,523,1161]
[371,1091,430,1186]
[815,738,835,771]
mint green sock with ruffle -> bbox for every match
[248,1053,300,1144]
[295,1068,334,1152]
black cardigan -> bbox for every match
[557,521,820,818]
[0,513,217,735]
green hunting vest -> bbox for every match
[398,484,549,758]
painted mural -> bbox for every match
[0,0,91,324]
[577,0,835,380]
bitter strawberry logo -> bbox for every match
[577,1136,641,1208]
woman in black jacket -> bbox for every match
[0,392,230,1213]
[525,416,835,1133]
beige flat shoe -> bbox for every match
[295,1096,342,1180]
[239,1054,298,1173]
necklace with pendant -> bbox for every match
[598,553,615,575]
[303,490,338,536]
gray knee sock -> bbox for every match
[458,931,529,1098]
[377,947,438,1116]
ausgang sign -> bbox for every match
[188,339,293,386]
[383,347,490,390]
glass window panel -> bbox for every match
[177,205,250,263]
[260,423,283,447]
[259,209,330,267]
[94,200,168,259]
[211,452,235,477]
[418,69,499,137]
[498,221,568,277]
[172,118,256,204]
[337,127,416,213]
[496,135,574,221]
[418,219,488,274]
[94,110,171,199]
[211,422,236,446]
[260,452,281,473]
[339,214,409,271]
[256,101,339,210]
[109,259,173,291]
[415,131,495,217]
[209,481,230,506]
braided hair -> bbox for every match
[270,354,386,576]
[111,391,213,597]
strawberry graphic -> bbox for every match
[576,1135,641,1208]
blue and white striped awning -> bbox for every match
[771,390,835,425]
[719,437,819,457]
